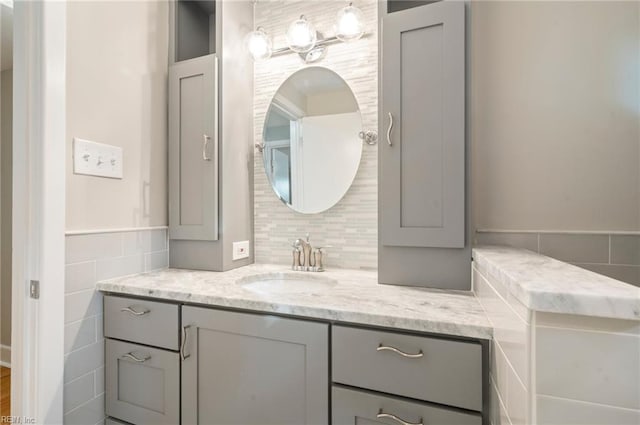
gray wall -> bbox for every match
[254,1,639,274]
[66,0,169,231]
[470,0,640,232]
[1,69,11,352]
[64,1,170,423]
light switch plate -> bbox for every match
[73,138,123,179]
[233,241,250,261]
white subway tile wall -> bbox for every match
[534,312,640,423]
[475,232,640,286]
[473,265,531,425]
[254,0,378,270]
[63,229,168,424]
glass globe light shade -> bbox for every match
[245,27,272,61]
[286,15,317,53]
[335,3,365,42]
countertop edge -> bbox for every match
[473,246,640,321]
[96,282,494,340]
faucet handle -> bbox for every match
[305,233,310,243]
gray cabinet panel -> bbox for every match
[106,418,132,425]
[332,326,483,411]
[380,1,465,248]
[332,386,481,425]
[181,306,329,425]
[169,54,218,241]
[104,295,179,350]
[105,339,179,425]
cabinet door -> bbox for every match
[181,306,329,425]
[332,386,482,425]
[105,339,180,425]
[380,1,465,248]
[169,54,218,241]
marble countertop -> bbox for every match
[97,264,493,340]
[473,246,640,321]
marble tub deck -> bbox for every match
[473,246,640,321]
[97,264,494,340]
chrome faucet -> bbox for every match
[291,234,325,272]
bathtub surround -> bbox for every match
[63,228,168,424]
[473,246,640,425]
[476,231,640,286]
[253,0,378,270]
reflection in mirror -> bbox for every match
[262,67,362,214]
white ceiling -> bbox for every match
[286,67,348,96]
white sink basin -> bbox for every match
[237,273,337,294]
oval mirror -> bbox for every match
[262,67,362,214]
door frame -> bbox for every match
[12,1,66,422]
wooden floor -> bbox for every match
[0,367,9,417]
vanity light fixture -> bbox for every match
[286,15,318,53]
[245,26,273,61]
[247,2,367,63]
[335,3,365,42]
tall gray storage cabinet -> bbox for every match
[168,0,254,272]
[379,1,471,289]
[169,54,218,241]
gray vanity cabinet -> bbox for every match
[181,306,329,425]
[379,1,470,289]
[168,54,219,241]
[332,386,481,425]
[105,339,180,425]
[104,296,181,425]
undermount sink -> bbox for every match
[237,273,337,294]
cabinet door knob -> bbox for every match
[377,344,424,358]
[377,410,423,425]
[120,306,150,316]
[121,352,151,363]
[386,112,394,146]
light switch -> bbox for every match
[233,241,250,261]
[73,138,123,179]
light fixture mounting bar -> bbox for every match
[270,32,370,58]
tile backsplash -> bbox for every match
[253,0,378,270]
[63,228,168,424]
[475,231,640,286]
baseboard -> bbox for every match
[1,344,10,367]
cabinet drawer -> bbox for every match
[332,386,481,425]
[332,326,483,411]
[106,339,179,425]
[104,295,179,350]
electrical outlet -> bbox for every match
[73,137,123,179]
[233,241,250,261]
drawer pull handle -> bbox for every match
[121,352,151,363]
[377,410,423,425]
[181,325,192,361]
[377,344,424,359]
[120,306,150,316]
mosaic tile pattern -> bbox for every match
[254,0,378,270]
